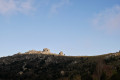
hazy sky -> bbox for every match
[0,0,120,57]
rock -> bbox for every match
[19,71,23,75]
[59,51,64,55]
[60,70,65,76]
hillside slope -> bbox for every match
[0,52,120,80]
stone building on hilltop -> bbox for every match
[23,48,65,55]
[42,48,50,54]
[24,50,41,54]
[59,51,64,55]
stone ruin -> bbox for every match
[26,50,41,54]
[59,51,64,55]
[42,48,50,54]
[23,48,65,56]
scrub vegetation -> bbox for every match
[0,51,120,80]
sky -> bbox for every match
[0,0,120,57]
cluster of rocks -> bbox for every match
[22,48,65,56]
[105,50,120,60]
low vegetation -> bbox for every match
[0,52,120,80]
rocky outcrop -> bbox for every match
[59,51,64,55]
[23,48,65,56]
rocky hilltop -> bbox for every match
[0,50,120,80]
[18,48,65,56]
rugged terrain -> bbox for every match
[0,52,120,80]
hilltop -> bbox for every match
[17,48,65,56]
[0,50,120,80]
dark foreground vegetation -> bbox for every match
[0,52,120,80]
